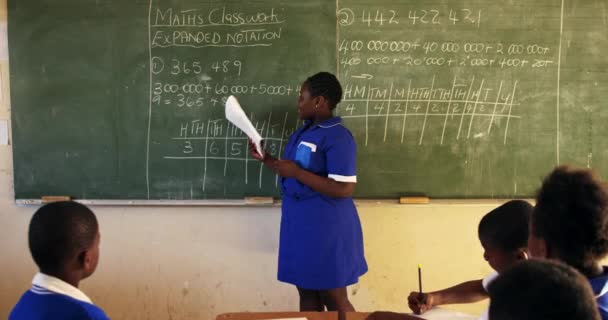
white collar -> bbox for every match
[32,272,93,304]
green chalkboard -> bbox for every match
[9,0,608,199]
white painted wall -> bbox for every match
[2,188,497,319]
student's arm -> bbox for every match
[249,140,354,197]
[273,160,355,198]
[274,131,357,198]
[249,139,354,197]
[407,279,487,314]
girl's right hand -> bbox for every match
[407,292,434,314]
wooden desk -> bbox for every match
[216,312,338,320]
[216,309,475,320]
[346,312,370,320]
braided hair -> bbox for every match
[303,72,343,110]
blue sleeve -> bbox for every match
[325,131,357,182]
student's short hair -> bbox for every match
[478,200,532,252]
[28,201,98,273]
[488,259,600,320]
[532,166,608,274]
[304,72,343,109]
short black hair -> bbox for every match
[478,200,532,252]
[304,72,343,109]
[532,166,608,274]
[28,201,98,274]
[488,259,600,320]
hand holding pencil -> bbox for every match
[407,291,434,314]
[407,264,435,314]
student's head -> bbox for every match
[298,72,343,120]
[488,259,600,320]
[29,201,100,280]
[529,166,608,275]
[478,200,532,273]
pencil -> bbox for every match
[418,264,423,299]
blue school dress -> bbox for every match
[590,267,608,320]
[277,116,368,290]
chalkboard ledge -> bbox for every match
[16,198,278,207]
[15,198,533,207]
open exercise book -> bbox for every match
[225,95,264,156]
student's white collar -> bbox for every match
[32,272,93,304]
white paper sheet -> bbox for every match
[225,95,263,156]
[412,307,477,320]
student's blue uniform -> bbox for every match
[278,116,367,289]
[10,273,109,320]
[590,267,608,320]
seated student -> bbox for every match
[528,166,608,319]
[407,200,532,319]
[488,259,601,320]
[9,201,109,320]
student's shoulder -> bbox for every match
[10,291,108,320]
[76,300,111,320]
[322,123,355,144]
[44,294,110,320]
[9,289,56,316]
[83,305,110,320]
[8,290,31,320]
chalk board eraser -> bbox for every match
[41,196,72,203]
[245,197,274,205]
[399,196,429,204]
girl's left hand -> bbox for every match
[272,160,300,177]
[248,139,266,161]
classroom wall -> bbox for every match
[0,1,497,318]
[2,197,497,320]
